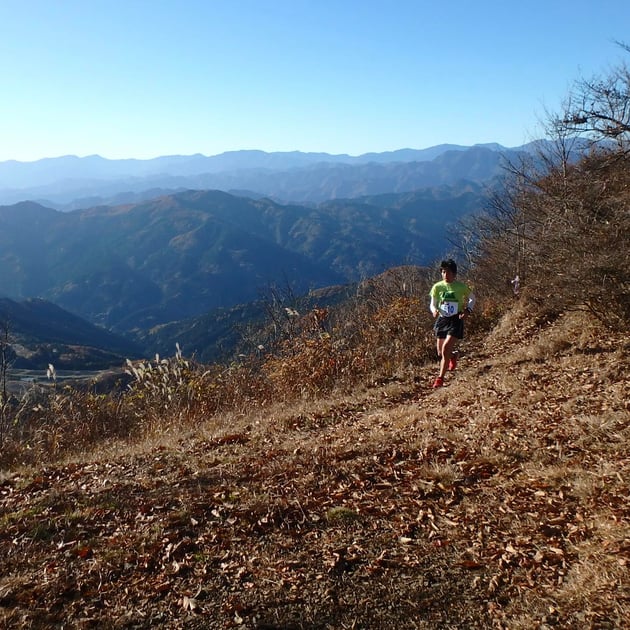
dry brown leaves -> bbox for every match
[0,310,628,629]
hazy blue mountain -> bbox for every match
[3,193,345,330]
[0,144,518,208]
[0,185,485,334]
[0,140,595,371]
[0,144,479,186]
[135,283,356,363]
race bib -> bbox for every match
[440,300,459,316]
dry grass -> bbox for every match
[0,303,628,629]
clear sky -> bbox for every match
[1,0,629,162]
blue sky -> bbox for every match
[1,0,629,162]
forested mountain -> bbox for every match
[0,297,141,369]
[0,143,514,368]
[0,185,484,335]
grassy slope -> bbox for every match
[0,307,628,629]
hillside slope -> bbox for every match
[0,307,628,628]
[0,187,482,333]
[0,297,141,369]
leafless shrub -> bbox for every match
[457,55,630,331]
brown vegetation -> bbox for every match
[0,301,628,629]
[1,60,630,628]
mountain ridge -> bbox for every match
[0,185,484,335]
[0,296,141,370]
[0,143,530,208]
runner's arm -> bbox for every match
[429,296,440,317]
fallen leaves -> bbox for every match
[1,316,629,628]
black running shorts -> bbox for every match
[434,315,464,339]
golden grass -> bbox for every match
[0,305,628,628]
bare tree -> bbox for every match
[453,51,630,328]
[555,44,630,152]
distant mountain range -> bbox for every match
[0,184,483,333]
[0,143,533,208]
[0,143,544,370]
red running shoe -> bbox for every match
[432,376,444,388]
[448,355,458,371]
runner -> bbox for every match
[429,259,475,387]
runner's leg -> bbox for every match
[439,335,458,378]
[436,337,445,360]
